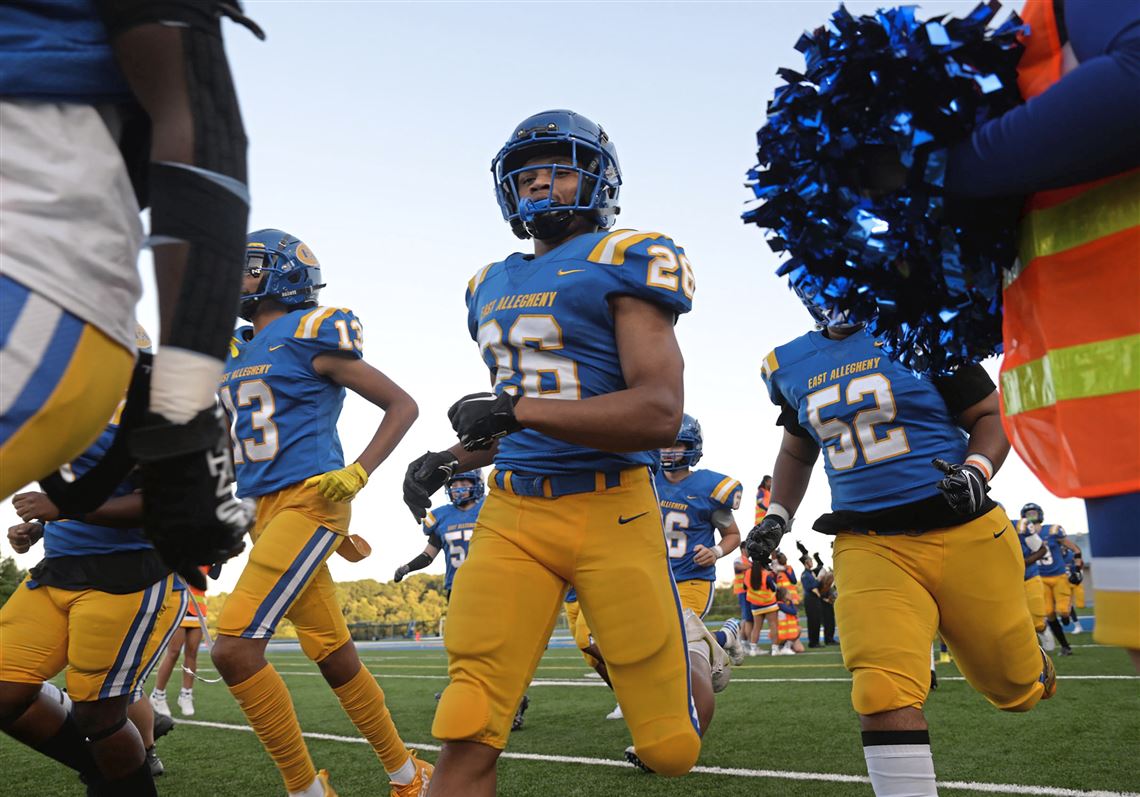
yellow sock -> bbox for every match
[230,664,316,792]
[333,665,409,775]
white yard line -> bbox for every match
[175,719,1139,797]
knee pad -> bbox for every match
[630,723,701,777]
[851,668,908,716]
[431,680,491,742]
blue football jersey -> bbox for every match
[424,500,483,591]
[565,587,578,603]
[1038,524,1070,577]
[762,329,968,512]
[466,229,694,475]
[44,407,151,558]
[654,469,742,582]
[1016,519,1041,580]
[220,307,364,498]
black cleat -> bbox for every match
[153,711,175,741]
[624,746,654,773]
[146,746,165,777]
[930,669,939,691]
[511,694,530,731]
[1060,646,1074,657]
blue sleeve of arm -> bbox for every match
[946,0,1140,196]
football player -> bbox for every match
[1024,504,1084,657]
[1063,546,1087,634]
[746,304,1054,797]
[211,230,430,797]
[0,328,187,797]
[0,1,258,587]
[402,110,704,793]
[1016,512,1049,642]
[394,472,485,599]
[392,471,531,733]
[655,414,745,660]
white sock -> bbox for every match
[288,778,324,797]
[387,754,416,785]
[151,688,166,699]
[863,732,937,796]
[40,682,72,713]
[150,347,224,424]
[180,688,193,696]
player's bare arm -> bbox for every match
[955,390,1010,473]
[313,353,419,475]
[13,490,143,528]
[512,294,684,451]
[769,430,822,518]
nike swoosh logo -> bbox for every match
[686,495,699,500]
[269,344,285,351]
[993,528,1005,539]
[618,512,648,525]
[557,269,585,276]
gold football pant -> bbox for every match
[675,579,715,619]
[434,467,700,776]
[216,482,352,661]
[1024,576,1047,633]
[563,600,599,669]
[0,574,186,701]
[834,506,1046,716]
[1040,574,1072,618]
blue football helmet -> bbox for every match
[447,470,484,505]
[492,110,621,241]
[240,229,326,321]
[661,413,703,471]
[1020,502,1044,523]
[792,282,861,331]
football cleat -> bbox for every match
[177,689,195,717]
[929,669,939,691]
[720,618,745,666]
[684,608,730,693]
[149,689,171,718]
[606,704,624,720]
[146,746,164,777]
[624,745,654,774]
[318,769,338,797]
[1071,621,1084,634]
[152,711,174,741]
[1060,646,1074,657]
[1039,648,1057,699]
[511,694,530,731]
[389,752,433,797]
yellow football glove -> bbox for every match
[305,462,368,502]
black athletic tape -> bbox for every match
[85,716,129,744]
[861,730,931,747]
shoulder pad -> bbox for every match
[228,325,255,360]
[466,263,496,304]
[585,229,693,316]
[761,349,780,382]
[710,475,743,510]
[291,307,364,357]
[423,509,438,531]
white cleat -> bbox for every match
[606,704,624,720]
[177,690,195,717]
[1071,621,1084,635]
[150,690,171,718]
[720,620,746,666]
[684,608,730,693]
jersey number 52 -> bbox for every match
[806,373,909,470]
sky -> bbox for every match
[2,0,1091,594]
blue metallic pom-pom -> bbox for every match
[743,2,1026,374]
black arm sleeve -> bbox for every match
[933,364,996,418]
[426,532,443,549]
[404,552,434,573]
[776,399,813,438]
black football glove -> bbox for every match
[403,450,459,521]
[394,564,411,583]
[447,392,522,451]
[932,458,988,516]
[746,515,787,565]
[130,405,251,590]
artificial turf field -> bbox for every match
[4,633,1137,796]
